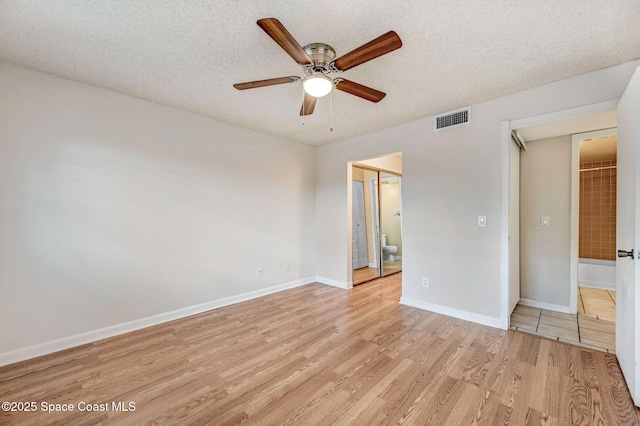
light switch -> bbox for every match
[542,216,550,226]
[478,215,487,227]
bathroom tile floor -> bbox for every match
[510,287,616,353]
[578,286,616,321]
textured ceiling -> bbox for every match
[1,1,639,146]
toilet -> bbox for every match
[381,234,398,261]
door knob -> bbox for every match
[618,249,635,259]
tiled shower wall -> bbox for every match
[579,160,616,260]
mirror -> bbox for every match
[380,174,402,277]
[352,166,402,284]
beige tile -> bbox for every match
[513,305,540,318]
[580,328,615,347]
[579,311,598,320]
[582,294,615,308]
[582,298,615,308]
[539,314,577,331]
[578,316,615,334]
[511,312,539,327]
[581,288,612,300]
[540,309,574,320]
[511,322,537,332]
[581,337,615,351]
[595,311,616,322]
[537,323,579,343]
[582,300,615,321]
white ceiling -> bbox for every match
[1,1,639,146]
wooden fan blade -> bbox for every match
[333,31,402,71]
[335,79,386,103]
[257,18,313,65]
[233,76,298,90]
[300,92,317,116]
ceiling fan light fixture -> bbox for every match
[303,74,333,97]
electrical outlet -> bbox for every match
[422,277,429,288]
[477,215,487,227]
[257,267,263,278]
[286,263,292,272]
[541,216,550,226]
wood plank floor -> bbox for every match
[1,273,639,425]
[352,261,402,285]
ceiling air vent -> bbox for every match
[434,107,471,131]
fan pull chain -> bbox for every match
[329,90,333,132]
[301,86,305,126]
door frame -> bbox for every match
[500,100,619,329]
[369,176,379,268]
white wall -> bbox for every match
[3,60,640,366]
[520,136,572,310]
[315,61,640,327]
[0,62,316,362]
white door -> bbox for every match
[352,181,368,270]
[509,137,521,314]
[616,66,640,406]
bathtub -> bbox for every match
[578,258,616,290]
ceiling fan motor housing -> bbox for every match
[303,43,336,71]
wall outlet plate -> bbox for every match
[422,277,429,288]
[257,267,263,278]
[541,216,550,226]
[478,215,487,227]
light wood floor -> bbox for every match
[1,275,638,425]
[353,266,380,284]
[353,261,402,285]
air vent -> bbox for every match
[434,107,471,131]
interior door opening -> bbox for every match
[349,153,403,286]
[507,110,619,355]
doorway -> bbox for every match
[505,107,618,353]
[350,154,403,286]
[504,70,640,405]
[575,129,618,326]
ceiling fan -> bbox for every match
[233,18,402,116]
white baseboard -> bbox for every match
[316,276,352,289]
[0,276,316,368]
[400,297,502,329]
[519,298,571,313]
[579,280,615,291]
